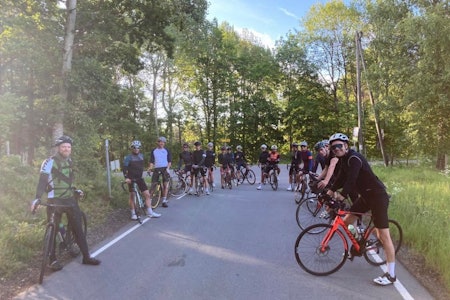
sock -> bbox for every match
[162,197,167,202]
[147,208,153,215]
[388,262,396,277]
[130,209,135,215]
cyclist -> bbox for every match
[218,145,231,189]
[261,145,280,189]
[123,140,161,219]
[205,142,216,188]
[234,145,248,184]
[190,141,210,195]
[257,144,269,190]
[226,146,236,182]
[148,137,172,207]
[326,133,397,286]
[178,142,193,176]
[31,135,100,271]
[287,143,301,191]
[312,141,327,173]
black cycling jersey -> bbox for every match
[178,150,193,169]
[258,151,269,164]
[123,152,145,180]
[205,150,216,167]
[218,153,232,168]
[192,150,206,166]
[234,151,246,163]
[331,149,386,199]
[312,153,326,173]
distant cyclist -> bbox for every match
[234,145,248,183]
[123,140,161,218]
[257,144,269,190]
[148,137,172,207]
[260,145,280,190]
[287,142,301,191]
[205,142,216,188]
[190,141,210,195]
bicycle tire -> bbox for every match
[295,224,348,276]
[65,211,88,257]
[245,169,256,185]
[295,197,330,231]
[270,172,278,190]
[39,224,54,284]
[151,184,161,209]
[169,176,186,197]
[363,219,403,266]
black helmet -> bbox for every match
[194,141,201,146]
[54,135,73,146]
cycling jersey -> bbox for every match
[267,151,280,165]
[204,150,216,167]
[299,150,313,172]
[178,150,193,169]
[37,153,74,199]
[123,152,145,180]
[258,151,269,165]
[150,147,172,168]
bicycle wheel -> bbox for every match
[245,169,256,185]
[363,219,403,266]
[270,172,278,190]
[39,224,54,284]
[65,211,88,257]
[169,176,186,197]
[295,224,348,276]
[184,175,191,190]
[151,184,161,208]
[296,197,330,231]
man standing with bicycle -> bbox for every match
[205,142,216,188]
[326,133,397,286]
[31,135,100,271]
[190,141,210,195]
[123,140,161,219]
[148,137,172,207]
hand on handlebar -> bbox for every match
[31,198,41,213]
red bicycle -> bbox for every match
[294,195,403,276]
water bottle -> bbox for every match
[348,224,360,240]
[59,222,65,236]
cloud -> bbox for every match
[279,7,300,20]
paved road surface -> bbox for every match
[15,168,433,300]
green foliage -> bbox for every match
[374,165,450,290]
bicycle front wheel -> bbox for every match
[39,224,55,284]
[270,172,278,190]
[169,176,186,197]
[245,169,256,185]
[151,184,161,208]
[295,224,348,276]
[363,219,403,266]
[296,197,330,231]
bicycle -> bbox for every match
[121,179,149,223]
[206,166,215,192]
[223,167,233,189]
[294,171,309,204]
[267,165,278,190]
[170,169,189,197]
[294,194,403,276]
[33,196,87,284]
[58,208,87,258]
[192,166,207,196]
[236,165,256,185]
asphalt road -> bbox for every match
[15,168,433,300]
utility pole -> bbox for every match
[355,32,364,154]
[356,31,388,166]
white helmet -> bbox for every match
[261,144,267,149]
[271,145,277,150]
[207,142,213,147]
[236,145,242,151]
[300,141,308,147]
[130,140,142,149]
[329,133,349,144]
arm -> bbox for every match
[35,173,49,199]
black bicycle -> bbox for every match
[33,197,87,284]
[236,165,256,185]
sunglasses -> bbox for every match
[331,144,345,150]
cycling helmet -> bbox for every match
[261,144,267,149]
[322,139,329,146]
[221,145,227,150]
[227,146,231,150]
[292,142,298,147]
[207,142,213,147]
[300,141,308,147]
[314,141,326,151]
[271,145,277,150]
[329,133,349,143]
[130,140,142,149]
[54,135,73,146]
[158,136,167,143]
[182,142,189,148]
[236,145,242,151]
[194,141,201,146]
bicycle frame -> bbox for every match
[320,209,360,254]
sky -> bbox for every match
[207,0,332,48]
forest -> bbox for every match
[1,0,449,171]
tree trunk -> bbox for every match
[54,0,77,141]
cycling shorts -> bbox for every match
[127,178,148,193]
[151,168,170,183]
[350,190,390,229]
